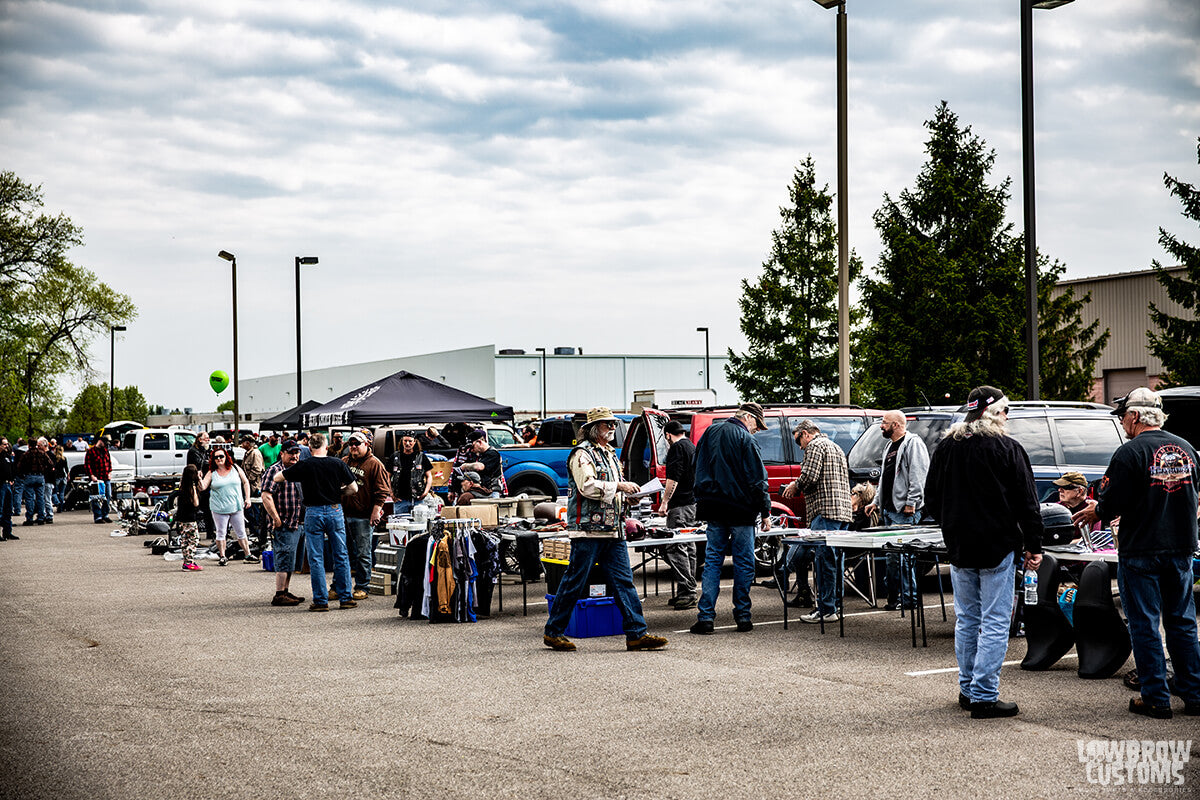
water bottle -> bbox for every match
[1023,569,1038,605]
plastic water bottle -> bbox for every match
[1023,569,1038,605]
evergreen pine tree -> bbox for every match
[725,156,860,403]
[1147,139,1200,387]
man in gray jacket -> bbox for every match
[866,410,930,610]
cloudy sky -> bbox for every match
[2,0,1197,412]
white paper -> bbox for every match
[627,478,663,499]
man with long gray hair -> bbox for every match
[925,385,1042,719]
[1073,387,1200,719]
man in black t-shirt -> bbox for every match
[1073,388,1200,719]
[656,421,698,609]
[460,430,503,496]
[276,433,359,612]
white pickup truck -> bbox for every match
[64,427,247,482]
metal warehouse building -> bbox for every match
[239,345,737,419]
[1050,266,1195,402]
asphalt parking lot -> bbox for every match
[1,511,1196,799]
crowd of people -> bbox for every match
[4,385,1197,721]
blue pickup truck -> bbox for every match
[501,413,635,498]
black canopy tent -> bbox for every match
[259,400,322,431]
[301,370,514,428]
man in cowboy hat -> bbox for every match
[1072,387,1200,719]
[690,402,772,635]
[925,385,1042,719]
[543,406,668,652]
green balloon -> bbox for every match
[209,370,230,394]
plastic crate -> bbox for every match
[545,594,623,638]
[540,558,611,596]
[261,550,274,572]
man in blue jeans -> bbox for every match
[544,407,667,652]
[926,386,1042,720]
[275,433,359,612]
[690,403,772,635]
[866,410,931,610]
[0,437,17,541]
[1073,387,1200,719]
[784,419,853,624]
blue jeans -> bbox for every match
[393,500,413,515]
[52,477,66,510]
[697,523,756,623]
[304,505,352,605]
[883,508,920,606]
[1117,554,1200,708]
[43,479,54,520]
[951,552,1017,703]
[90,481,111,522]
[0,481,13,538]
[812,515,848,616]
[344,515,373,592]
[22,474,46,522]
[545,537,647,639]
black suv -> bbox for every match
[848,402,1125,502]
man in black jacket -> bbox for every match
[1072,387,1200,719]
[925,386,1042,719]
[690,403,771,635]
[0,438,17,540]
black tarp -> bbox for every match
[300,371,514,428]
[259,400,322,430]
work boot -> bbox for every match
[543,635,576,651]
[626,634,668,651]
[970,700,1019,719]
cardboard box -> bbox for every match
[454,504,497,528]
[429,461,453,488]
[368,572,394,596]
[440,506,459,519]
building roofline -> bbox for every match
[1055,265,1184,287]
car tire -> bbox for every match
[509,475,558,500]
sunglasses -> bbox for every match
[213,454,226,460]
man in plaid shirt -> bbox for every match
[261,441,306,606]
[83,438,113,524]
[783,419,852,623]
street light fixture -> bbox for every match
[535,347,547,418]
[1021,0,1074,400]
[295,256,318,406]
[217,250,240,437]
[109,325,127,420]
[811,0,850,404]
[696,327,710,390]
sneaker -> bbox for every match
[971,700,1020,719]
[101,517,112,523]
[543,634,576,651]
[308,603,330,612]
[626,634,668,651]
[1128,697,1172,719]
[339,600,358,609]
[672,596,697,611]
[271,593,301,606]
[182,563,202,571]
[800,609,836,624]
[4,534,19,541]
[218,556,228,566]
[244,554,260,564]
[735,619,753,633]
[884,601,903,611]
[689,620,714,635]
[352,589,369,600]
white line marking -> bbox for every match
[905,653,1078,677]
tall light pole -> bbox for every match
[26,351,36,437]
[535,347,547,418]
[1021,0,1074,401]
[217,250,240,436]
[109,325,127,420]
[696,327,710,390]
[812,0,850,404]
[295,256,318,406]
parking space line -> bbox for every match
[905,653,1078,677]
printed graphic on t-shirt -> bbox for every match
[1149,444,1195,493]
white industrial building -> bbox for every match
[238,345,737,419]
